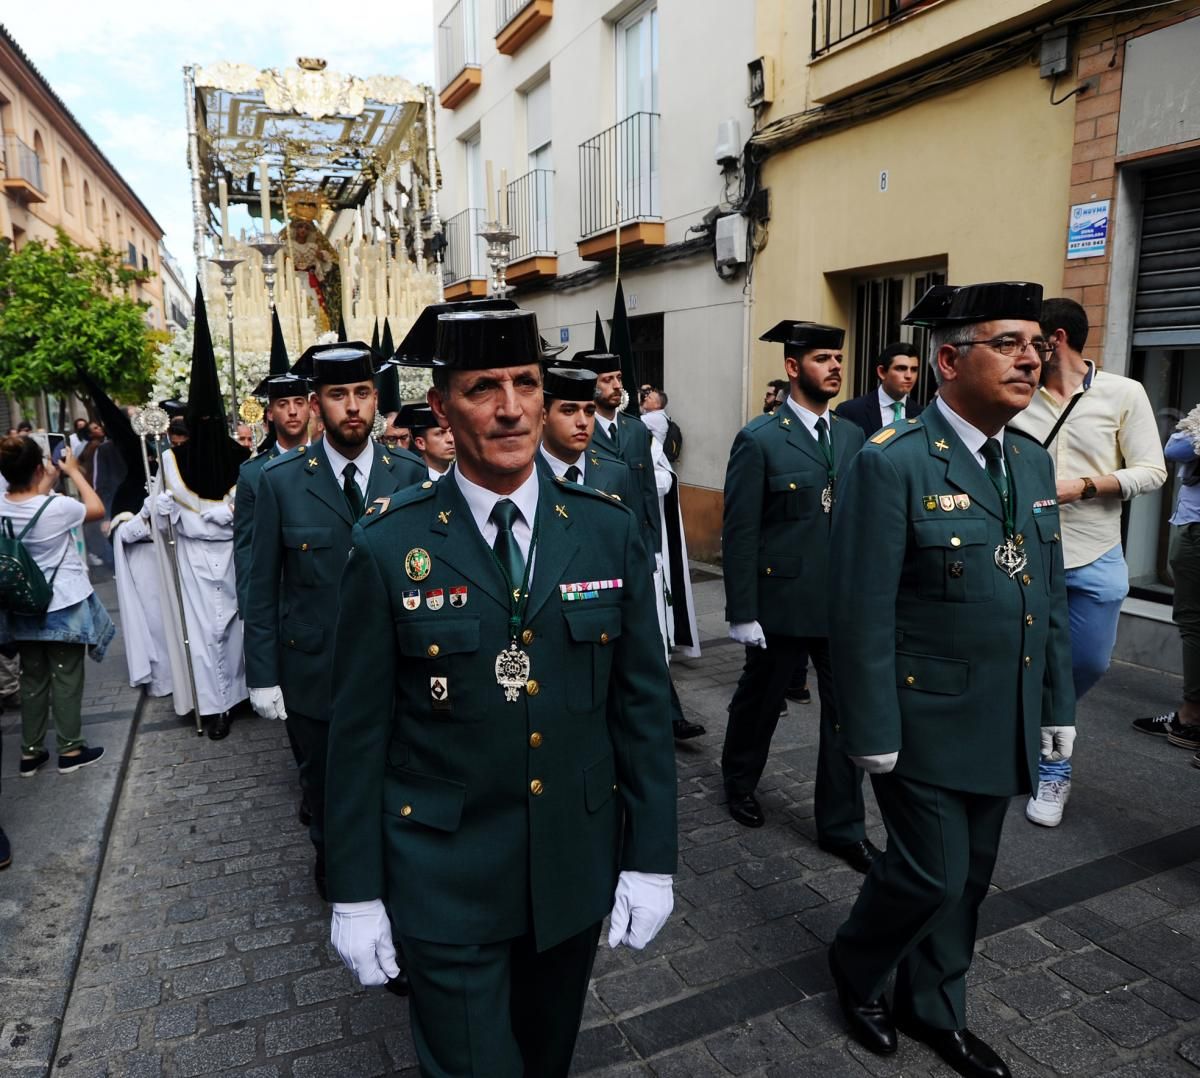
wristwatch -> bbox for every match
[1080,476,1098,500]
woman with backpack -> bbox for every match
[0,435,114,776]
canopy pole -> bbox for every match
[183,65,208,295]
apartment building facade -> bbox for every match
[751,0,1200,667]
[432,0,757,557]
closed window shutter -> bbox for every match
[1134,162,1200,346]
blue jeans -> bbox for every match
[1040,543,1128,785]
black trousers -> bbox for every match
[721,634,864,845]
[834,772,1008,1029]
[287,710,327,853]
[401,921,602,1078]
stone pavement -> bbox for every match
[23,572,1200,1076]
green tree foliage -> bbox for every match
[0,230,163,407]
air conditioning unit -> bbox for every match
[715,214,747,266]
[715,118,741,167]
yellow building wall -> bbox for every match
[748,62,1076,415]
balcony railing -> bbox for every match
[496,0,534,30]
[442,207,487,285]
[578,112,660,239]
[506,169,555,262]
[438,0,480,91]
[2,135,43,193]
[812,0,927,57]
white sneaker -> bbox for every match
[1026,778,1070,827]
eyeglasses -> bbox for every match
[959,336,1051,359]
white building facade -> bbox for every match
[432,0,757,557]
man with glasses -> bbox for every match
[720,320,876,873]
[826,283,1074,1078]
[1010,298,1165,826]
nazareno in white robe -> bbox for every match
[111,499,173,697]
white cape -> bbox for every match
[648,433,701,661]
[111,502,173,696]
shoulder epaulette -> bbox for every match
[562,480,632,510]
[869,420,924,448]
[261,445,309,472]
[1006,426,1040,444]
[744,413,776,434]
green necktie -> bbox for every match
[815,416,833,469]
[490,498,524,594]
[979,439,1010,511]
[892,400,904,422]
[341,462,364,519]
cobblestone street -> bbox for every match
[3,573,1200,1076]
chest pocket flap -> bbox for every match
[912,517,989,549]
[767,472,811,494]
[384,767,466,832]
[1034,514,1061,543]
[395,615,480,658]
[282,525,333,551]
[563,604,622,644]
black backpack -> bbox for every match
[663,415,683,464]
[0,500,65,616]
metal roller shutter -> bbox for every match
[1133,161,1200,346]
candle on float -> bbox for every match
[485,160,495,222]
[217,177,230,252]
[259,159,271,237]
[499,169,508,228]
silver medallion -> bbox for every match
[821,485,833,514]
[994,538,1028,579]
[495,640,532,703]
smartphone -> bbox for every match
[28,432,66,460]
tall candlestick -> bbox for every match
[259,158,271,236]
[217,177,230,252]
[499,168,508,228]
[485,160,496,220]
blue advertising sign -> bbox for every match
[1067,199,1110,260]
[560,327,570,344]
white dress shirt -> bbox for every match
[877,385,908,430]
[453,465,539,578]
[321,437,374,496]
[427,464,446,482]
[539,444,585,479]
[784,394,831,439]
[596,412,619,443]
[936,397,1005,473]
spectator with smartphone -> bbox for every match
[0,436,114,776]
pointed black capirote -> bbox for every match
[610,281,640,417]
[269,309,290,376]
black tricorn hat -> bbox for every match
[902,282,1044,328]
[395,402,436,431]
[433,310,543,369]
[569,349,620,375]
[291,341,381,385]
[395,299,562,367]
[544,367,598,402]
[253,372,309,400]
[759,320,845,351]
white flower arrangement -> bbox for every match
[149,322,270,406]
[396,367,433,401]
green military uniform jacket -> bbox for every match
[243,439,426,719]
[233,444,281,615]
[722,404,864,637]
[592,410,661,554]
[536,443,637,508]
[324,469,678,952]
[829,405,1075,796]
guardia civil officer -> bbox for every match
[720,321,875,871]
[827,283,1075,1077]
[243,342,426,900]
[324,310,677,1078]
[586,350,661,556]
[537,365,635,504]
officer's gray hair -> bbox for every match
[927,325,978,387]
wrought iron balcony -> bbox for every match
[442,207,487,291]
[495,0,553,55]
[438,0,482,108]
[506,169,555,261]
[812,0,928,57]
[578,112,660,240]
[2,135,45,202]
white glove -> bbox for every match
[729,621,767,649]
[1041,726,1076,761]
[607,871,673,950]
[852,752,899,774]
[250,685,288,721]
[200,503,233,527]
[154,491,177,520]
[654,551,664,576]
[330,900,400,987]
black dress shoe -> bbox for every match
[207,712,233,741]
[827,946,897,1055]
[727,792,765,828]
[672,717,706,740]
[786,686,812,704]
[385,964,410,997]
[895,1014,1010,1078]
[298,797,312,827]
[818,838,883,874]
